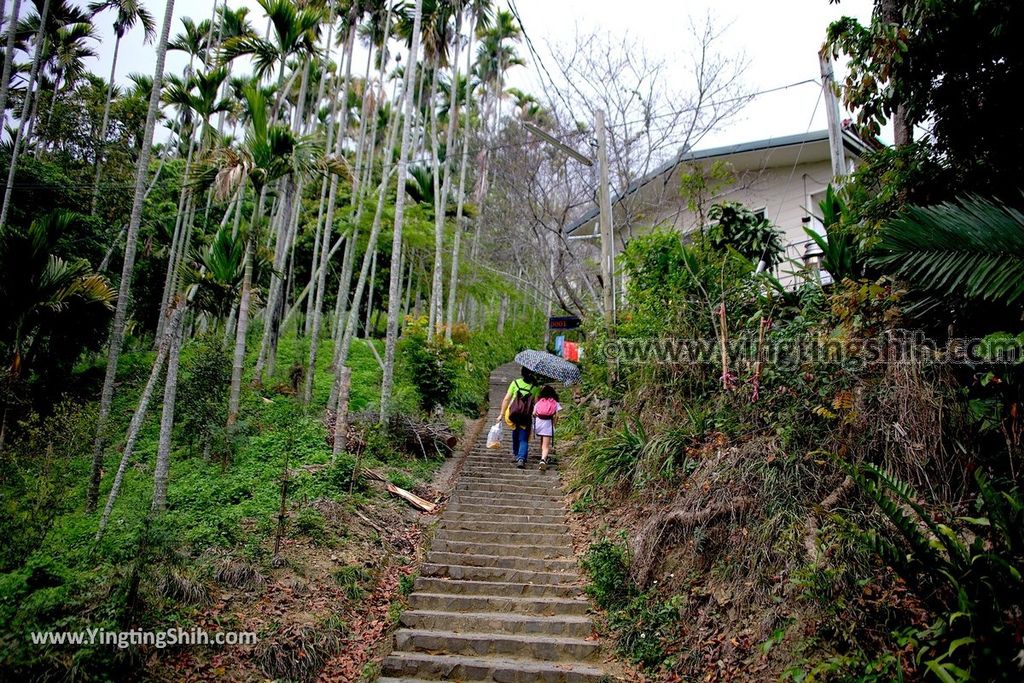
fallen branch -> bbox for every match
[385,482,437,513]
[353,507,384,534]
[362,468,437,513]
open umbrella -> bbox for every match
[514,350,582,385]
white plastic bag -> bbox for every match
[486,423,503,449]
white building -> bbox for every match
[566,128,875,287]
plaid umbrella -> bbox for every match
[514,349,582,385]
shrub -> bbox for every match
[178,334,231,458]
[707,201,784,269]
[582,539,681,671]
[581,539,633,609]
[400,318,462,413]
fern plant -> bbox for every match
[842,463,1024,681]
[869,196,1024,310]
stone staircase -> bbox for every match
[378,364,613,682]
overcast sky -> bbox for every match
[20,0,880,147]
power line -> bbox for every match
[506,0,593,131]
[772,83,825,227]
[611,79,819,131]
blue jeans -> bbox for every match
[512,425,530,463]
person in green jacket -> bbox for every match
[497,368,541,468]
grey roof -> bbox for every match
[565,129,872,235]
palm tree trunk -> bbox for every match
[300,214,341,405]
[299,27,356,393]
[427,63,444,340]
[445,13,475,340]
[299,0,347,327]
[0,0,51,231]
[350,37,378,206]
[254,176,293,380]
[90,33,122,215]
[227,199,261,426]
[19,78,40,153]
[87,0,176,512]
[95,304,184,539]
[36,71,61,159]
[171,194,198,298]
[303,74,339,336]
[403,247,414,319]
[283,232,347,332]
[303,184,324,337]
[152,311,184,511]
[0,0,23,133]
[257,174,303,380]
[364,249,377,336]
[302,7,344,339]
[157,194,189,340]
[326,92,403,410]
[380,0,424,419]
[335,227,359,338]
[497,294,508,334]
[330,255,349,346]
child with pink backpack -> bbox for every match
[533,385,561,472]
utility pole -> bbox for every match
[818,51,848,179]
[595,110,615,329]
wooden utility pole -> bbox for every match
[818,52,848,179]
[595,110,615,328]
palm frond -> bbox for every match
[220,35,279,78]
[870,195,1024,307]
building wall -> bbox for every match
[640,158,835,247]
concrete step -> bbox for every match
[462,465,560,476]
[400,609,593,638]
[445,501,566,518]
[440,518,569,534]
[464,459,558,468]
[380,651,609,682]
[425,552,577,574]
[394,629,600,662]
[421,562,582,586]
[435,529,572,548]
[455,481,560,496]
[408,592,590,617]
[413,577,582,599]
[442,510,567,525]
[451,493,565,509]
[431,539,573,560]
[458,473,558,485]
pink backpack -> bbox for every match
[535,397,558,419]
